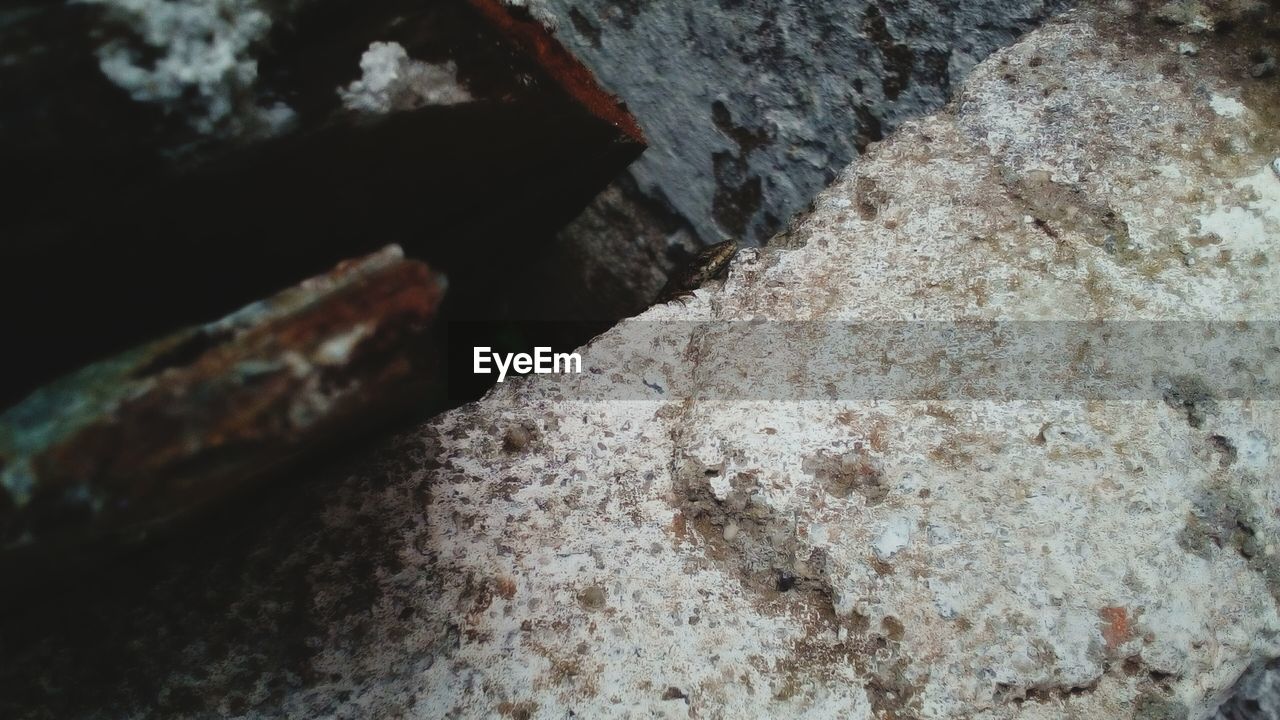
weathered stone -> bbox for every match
[512,0,1073,319]
[518,177,704,322]
[1214,659,1280,719]
[2,5,1278,719]
[0,246,444,563]
[509,0,1072,247]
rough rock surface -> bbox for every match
[3,5,1279,720]
[525,176,705,321]
[512,0,1069,246]
[515,0,1072,320]
[1215,659,1280,719]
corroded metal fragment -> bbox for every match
[0,246,444,555]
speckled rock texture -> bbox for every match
[510,0,1069,247]
[3,4,1279,719]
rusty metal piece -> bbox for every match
[0,246,444,556]
[465,0,645,143]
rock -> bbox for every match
[2,4,1279,719]
[0,246,445,565]
[512,0,1071,245]
[337,42,473,113]
[515,0,1073,319]
[1213,659,1280,719]
[1150,0,1274,32]
[518,176,704,322]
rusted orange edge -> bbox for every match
[467,0,646,144]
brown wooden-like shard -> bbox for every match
[0,246,444,558]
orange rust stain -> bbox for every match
[869,421,888,452]
[670,510,687,541]
[1098,606,1130,650]
[466,0,645,143]
[496,576,518,600]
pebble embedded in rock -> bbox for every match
[504,425,532,452]
[577,585,607,611]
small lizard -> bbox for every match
[654,240,739,305]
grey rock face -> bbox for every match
[1214,660,1280,719]
[527,177,704,321]
[517,0,1068,245]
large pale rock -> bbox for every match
[400,8,1280,714]
[2,5,1278,719]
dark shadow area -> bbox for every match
[0,419,449,718]
[0,0,642,409]
[0,3,641,712]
